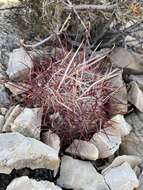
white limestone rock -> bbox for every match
[90,127,121,158]
[102,155,141,174]
[128,81,143,112]
[104,162,139,190]
[6,176,61,190]
[125,35,139,48]
[3,105,23,132]
[57,156,109,190]
[0,132,59,174]
[11,108,42,139]
[111,115,132,136]
[0,115,5,131]
[41,130,60,152]
[5,106,15,120]
[65,140,99,160]
[41,130,61,178]
[6,47,33,80]
[0,0,19,8]
[0,107,8,115]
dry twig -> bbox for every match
[21,13,71,48]
[64,3,117,11]
[0,6,24,11]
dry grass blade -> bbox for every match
[58,40,83,89]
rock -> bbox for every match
[128,81,143,112]
[110,48,143,74]
[134,166,141,177]
[5,82,30,95]
[0,132,59,174]
[41,130,60,178]
[11,108,42,139]
[103,162,139,190]
[0,0,19,7]
[0,86,10,107]
[65,140,99,160]
[138,171,143,190]
[57,156,109,190]
[0,115,5,131]
[5,106,15,119]
[41,130,60,152]
[6,48,33,80]
[110,70,128,114]
[121,131,143,161]
[6,176,61,190]
[90,127,121,158]
[124,19,143,49]
[3,105,23,132]
[102,155,141,174]
[129,75,143,90]
[125,35,139,48]
[0,72,7,80]
[121,111,143,165]
[0,8,20,66]
[0,107,8,115]
[111,115,132,136]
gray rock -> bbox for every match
[0,132,59,174]
[6,176,61,190]
[0,71,7,80]
[6,48,33,80]
[110,48,143,74]
[138,171,143,190]
[110,70,128,114]
[0,7,20,66]
[128,81,143,112]
[5,82,30,95]
[129,75,143,90]
[121,111,143,165]
[104,162,139,190]
[11,108,42,139]
[0,86,10,107]
[134,166,141,177]
[124,20,143,49]
[65,140,99,160]
[57,156,109,190]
